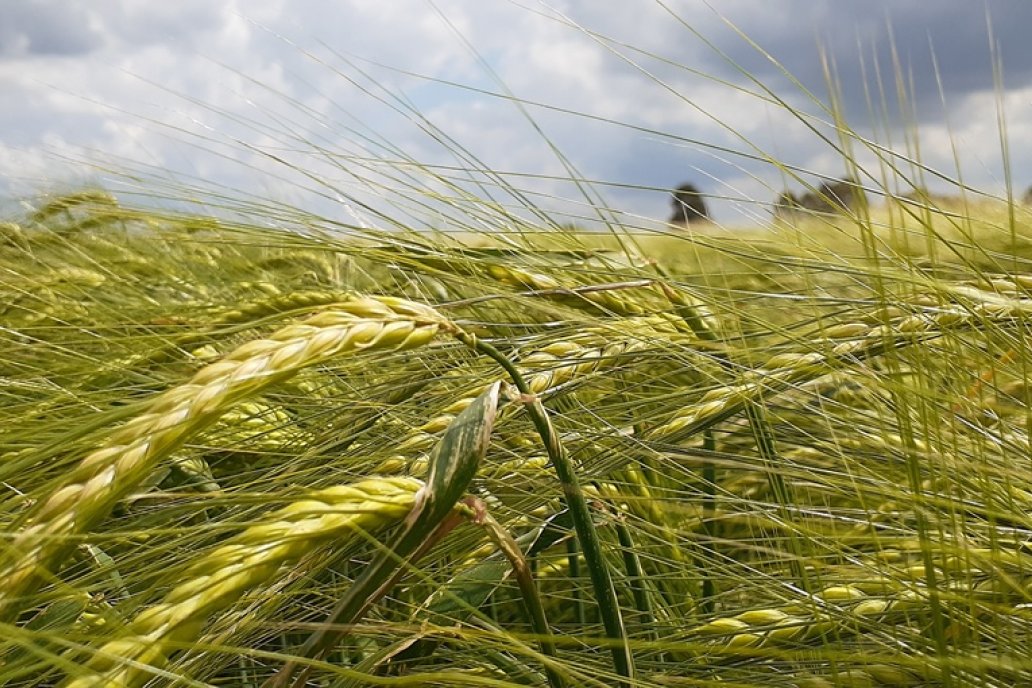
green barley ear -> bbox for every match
[0,296,449,623]
[420,380,502,523]
[268,381,502,688]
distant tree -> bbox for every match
[819,179,862,211]
[777,178,864,216]
[773,191,802,218]
[1023,185,1032,206]
[668,183,710,224]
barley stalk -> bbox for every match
[0,295,450,621]
[462,334,636,684]
[62,476,424,688]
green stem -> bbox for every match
[744,400,811,593]
[460,333,635,685]
[700,429,717,616]
[612,515,655,640]
[269,513,465,688]
[566,536,587,628]
[470,497,565,688]
[269,382,502,688]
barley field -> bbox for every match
[5,6,1032,687]
[4,185,1032,687]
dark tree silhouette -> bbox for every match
[775,178,864,216]
[819,179,862,211]
[668,183,709,224]
[773,191,802,218]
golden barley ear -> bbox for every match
[0,295,451,623]
[62,476,424,688]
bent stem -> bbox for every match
[468,496,565,688]
[457,332,635,686]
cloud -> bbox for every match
[1,0,1030,225]
[0,2,104,57]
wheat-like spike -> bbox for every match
[2,265,102,324]
[692,583,926,651]
[485,263,677,319]
[520,337,652,394]
[648,290,1032,442]
[483,453,552,482]
[376,334,650,473]
[655,280,720,341]
[204,400,312,452]
[792,663,935,687]
[63,476,424,688]
[408,251,656,315]
[0,220,28,249]
[692,537,1032,655]
[28,189,120,223]
[97,289,356,379]
[210,289,356,325]
[0,295,450,621]
[474,259,702,321]
[412,251,660,318]
[162,401,308,494]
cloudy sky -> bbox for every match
[2,0,1032,227]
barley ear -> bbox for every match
[61,476,425,688]
[0,296,450,622]
[420,381,502,521]
[268,381,502,688]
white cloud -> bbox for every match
[1,0,1030,225]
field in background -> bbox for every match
[4,187,1032,686]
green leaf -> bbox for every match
[420,380,501,523]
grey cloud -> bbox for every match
[702,0,1032,121]
[96,3,238,52]
[0,1,242,60]
[0,2,103,57]
[1,1,1030,223]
